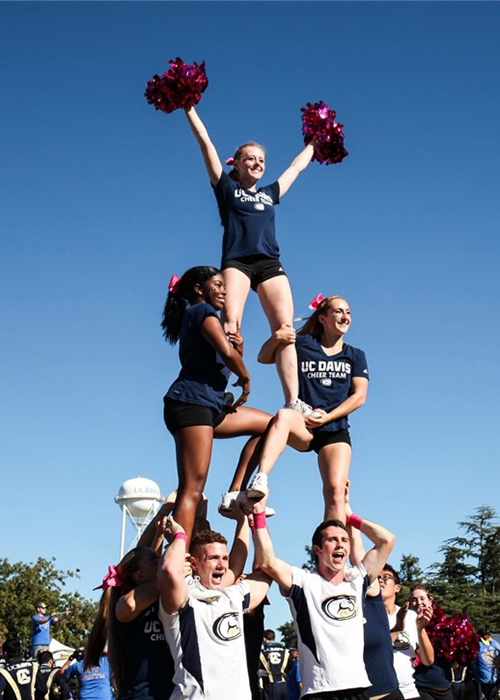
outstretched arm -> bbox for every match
[277,140,316,198]
[138,492,177,550]
[346,495,380,597]
[158,517,189,614]
[257,324,296,364]
[251,494,294,594]
[224,505,250,586]
[116,580,161,623]
[202,316,250,407]
[184,106,223,186]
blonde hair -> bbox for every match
[228,142,266,181]
[298,296,348,341]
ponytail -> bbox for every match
[161,266,220,344]
[298,296,346,341]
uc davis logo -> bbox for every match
[212,612,242,641]
[321,595,356,621]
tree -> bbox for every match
[0,557,97,656]
[277,620,296,648]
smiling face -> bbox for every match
[191,542,230,589]
[319,298,351,337]
[197,274,226,310]
[314,525,351,577]
[408,587,432,613]
[234,145,266,183]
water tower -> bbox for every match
[115,477,164,558]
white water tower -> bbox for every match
[115,477,163,558]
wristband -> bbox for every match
[174,532,188,543]
[253,512,267,530]
[347,514,363,530]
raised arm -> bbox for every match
[116,580,161,623]
[415,610,434,666]
[277,140,316,198]
[158,517,189,614]
[346,492,380,597]
[223,505,250,586]
[257,324,296,364]
[251,494,294,594]
[184,106,223,186]
[202,316,250,407]
[138,492,177,550]
[350,515,395,584]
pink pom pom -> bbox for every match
[301,100,348,166]
[145,57,208,114]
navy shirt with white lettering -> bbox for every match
[165,303,230,411]
[115,602,175,699]
[296,335,369,433]
[212,170,281,264]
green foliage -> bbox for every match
[277,620,296,647]
[0,557,97,657]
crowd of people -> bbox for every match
[2,90,499,699]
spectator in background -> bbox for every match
[35,650,71,700]
[0,639,38,700]
[259,629,290,699]
[31,603,71,658]
[286,646,302,700]
[60,648,113,700]
[475,630,500,700]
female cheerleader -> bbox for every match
[182,105,319,418]
[84,503,175,699]
[162,265,272,543]
[239,295,369,524]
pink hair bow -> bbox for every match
[93,565,124,591]
[168,274,181,294]
[225,157,235,166]
[309,293,324,310]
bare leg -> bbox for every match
[214,407,272,491]
[317,443,352,523]
[222,267,251,334]
[173,425,214,546]
[256,408,312,476]
[257,276,297,404]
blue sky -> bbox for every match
[1,2,499,634]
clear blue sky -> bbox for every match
[1,2,499,634]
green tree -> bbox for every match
[276,620,296,648]
[0,558,97,656]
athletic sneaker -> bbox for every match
[246,472,268,499]
[219,491,275,517]
[285,398,321,420]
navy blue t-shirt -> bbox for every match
[296,335,369,433]
[363,590,399,696]
[212,170,281,264]
[165,303,230,411]
[115,602,174,700]
[415,658,452,689]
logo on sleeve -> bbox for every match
[393,631,411,650]
[213,612,242,641]
[321,595,357,621]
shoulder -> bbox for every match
[213,169,235,193]
[259,181,280,201]
[295,333,316,352]
[187,302,218,324]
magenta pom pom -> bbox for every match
[301,101,348,165]
[145,57,208,114]
[425,605,479,664]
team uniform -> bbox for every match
[259,641,290,700]
[212,171,287,288]
[284,564,371,698]
[159,579,252,699]
[414,660,453,700]
[35,663,71,700]
[114,601,175,699]
[164,302,230,433]
[387,606,420,700]
[0,659,39,700]
[295,336,369,452]
[362,590,401,700]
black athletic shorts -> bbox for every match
[306,687,370,700]
[309,428,352,454]
[369,690,405,700]
[223,255,287,291]
[163,397,226,435]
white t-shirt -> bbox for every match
[388,606,419,699]
[159,581,251,699]
[284,564,370,697]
